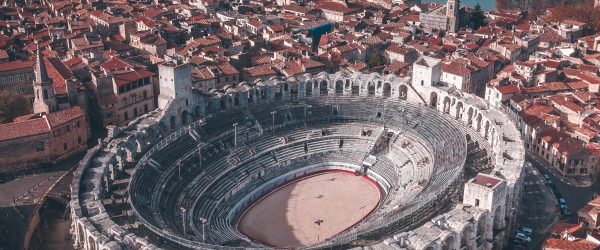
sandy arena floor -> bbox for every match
[237,171,381,248]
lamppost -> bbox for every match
[177,160,181,179]
[180,207,187,236]
[199,217,207,243]
[233,122,238,149]
[314,219,324,242]
[271,111,277,133]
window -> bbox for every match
[421,80,424,86]
[143,90,148,99]
[78,136,82,144]
[77,121,80,128]
[124,112,129,121]
[64,143,68,150]
[35,141,44,151]
[43,89,48,99]
[475,199,480,207]
[144,104,148,113]
[66,125,70,132]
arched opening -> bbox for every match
[399,85,408,100]
[493,206,504,234]
[88,235,96,250]
[290,84,298,96]
[170,116,176,132]
[234,95,240,107]
[484,121,490,139]
[368,81,375,95]
[181,110,190,125]
[461,225,473,249]
[220,98,227,111]
[429,92,438,108]
[476,113,482,132]
[248,90,254,103]
[78,226,84,247]
[443,96,451,114]
[476,215,487,241]
[335,80,343,94]
[442,234,457,250]
[305,82,313,96]
[352,80,360,95]
[467,107,474,126]
[383,82,392,97]
[261,88,267,100]
[319,80,328,95]
[455,102,463,120]
[345,79,350,89]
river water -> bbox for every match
[421,0,497,11]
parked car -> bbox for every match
[518,226,533,237]
[515,232,531,243]
[558,197,567,208]
[543,174,551,185]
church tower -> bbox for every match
[32,42,56,114]
[446,0,460,33]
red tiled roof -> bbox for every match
[113,70,154,87]
[44,106,85,128]
[496,84,520,94]
[543,238,598,250]
[0,60,35,72]
[0,118,49,141]
[472,174,502,187]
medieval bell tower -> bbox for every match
[446,0,460,33]
[32,42,56,114]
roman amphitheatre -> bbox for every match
[70,65,525,250]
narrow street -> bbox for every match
[515,163,560,249]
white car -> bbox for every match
[515,232,531,243]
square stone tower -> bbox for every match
[446,0,460,32]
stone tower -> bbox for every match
[446,0,460,32]
[32,43,56,114]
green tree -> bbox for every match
[368,53,385,68]
[471,3,487,30]
[0,92,32,124]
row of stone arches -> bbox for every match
[428,91,498,147]
[422,205,505,250]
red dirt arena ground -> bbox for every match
[236,171,381,248]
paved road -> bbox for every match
[514,163,560,249]
[526,154,598,223]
